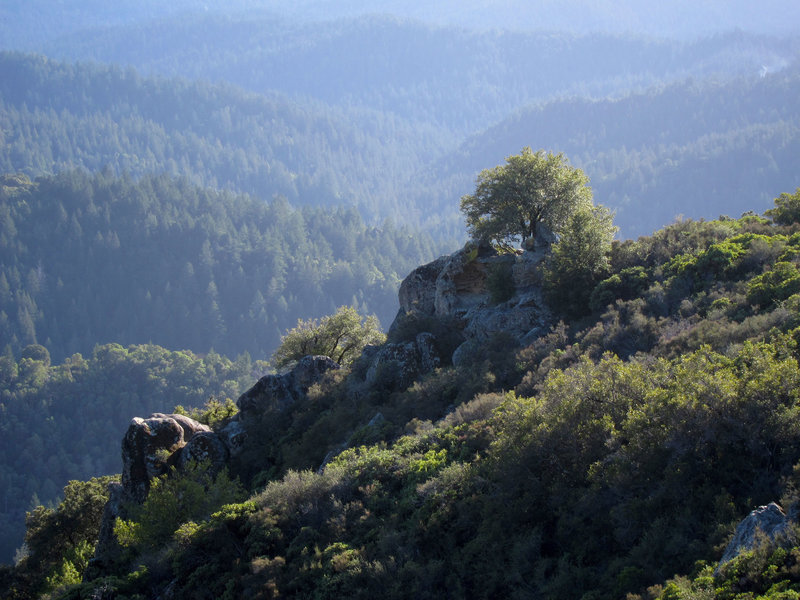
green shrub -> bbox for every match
[114,462,244,553]
[487,261,515,304]
[766,188,800,225]
[747,262,800,308]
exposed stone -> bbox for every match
[151,412,211,439]
[178,431,230,472]
[237,355,340,418]
[218,419,247,457]
[121,415,186,503]
[365,333,441,390]
[415,332,440,374]
[392,242,553,363]
[718,502,797,569]
[397,255,448,315]
[293,354,341,390]
[86,481,125,577]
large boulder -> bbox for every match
[237,355,341,418]
[120,413,209,503]
[218,419,247,457]
[718,502,797,569]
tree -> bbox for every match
[543,204,617,318]
[272,306,385,368]
[460,148,592,246]
[765,188,800,225]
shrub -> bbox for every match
[765,188,800,225]
[747,262,800,308]
[487,261,515,304]
[114,462,244,553]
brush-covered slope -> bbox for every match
[6,188,800,599]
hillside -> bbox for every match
[36,16,797,136]
[4,50,800,240]
[415,65,800,238]
[0,52,453,223]
[0,170,441,364]
[4,186,800,598]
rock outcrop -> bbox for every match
[363,332,441,390]
[718,502,797,570]
[121,413,208,503]
[94,356,341,573]
[236,355,340,418]
[95,240,554,573]
[391,239,553,362]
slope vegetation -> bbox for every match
[5,188,800,598]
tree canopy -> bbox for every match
[460,147,593,246]
[543,204,618,318]
[272,306,385,368]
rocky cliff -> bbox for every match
[390,237,554,365]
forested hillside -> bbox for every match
[5,188,800,599]
[38,17,796,135]
[1,2,800,597]
[0,342,259,565]
[3,49,800,239]
[419,66,800,237]
[0,52,450,221]
[0,170,440,363]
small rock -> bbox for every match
[718,502,796,569]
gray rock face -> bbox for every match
[178,431,230,471]
[87,481,125,575]
[398,255,448,316]
[237,355,340,418]
[120,413,214,503]
[121,415,184,503]
[365,332,442,390]
[393,242,553,362]
[151,412,211,439]
[718,502,797,569]
[218,419,247,457]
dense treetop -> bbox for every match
[272,306,385,369]
[460,148,593,246]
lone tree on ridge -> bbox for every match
[460,147,592,247]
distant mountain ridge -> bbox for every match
[413,66,800,238]
[3,43,800,239]
[3,0,800,45]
